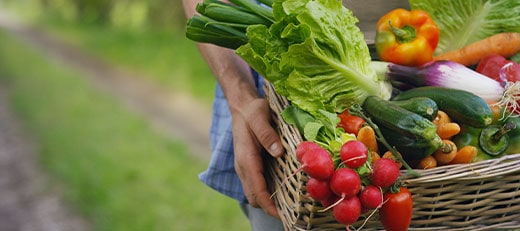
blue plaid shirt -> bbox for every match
[199,71,264,203]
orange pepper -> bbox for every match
[375,8,439,66]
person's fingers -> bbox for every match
[251,176,280,218]
[233,113,262,205]
[246,99,284,158]
[232,97,282,218]
[235,160,258,208]
[233,133,279,217]
[235,155,279,218]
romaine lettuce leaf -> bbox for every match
[409,0,520,55]
[236,0,392,114]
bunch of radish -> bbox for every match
[295,140,402,230]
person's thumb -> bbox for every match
[251,100,284,157]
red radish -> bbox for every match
[296,141,321,162]
[301,148,335,180]
[321,195,340,208]
[476,54,510,83]
[358,185,383,209]
[330,168,361,198]
[476,55,520,115]
[332,196,361,226]
[370,158,401,188]
[306,177,333,201]
[340,140,368,168]
[500,62,520,83]
[476,54,520,83]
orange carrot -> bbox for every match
[436,122,461,140]
[432,110,451,126]
[357,125,378,154]
[382,151,403,169]
[449,145,478,165]
[370,150,381,165]
[489,103,504,122]
[433,140,458,165]
[416,155,437,169]
[433,32,520,66]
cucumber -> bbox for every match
[362,96,443,159]
[392,86,493,128]
[391,97,438,121]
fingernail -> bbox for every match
[270,142,282,156]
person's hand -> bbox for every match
[231,97,284,218]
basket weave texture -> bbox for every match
[263,81,520,231]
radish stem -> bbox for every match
[349,104,420,178]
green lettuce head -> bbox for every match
[236,0,392,115]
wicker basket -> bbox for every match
[263,81,520,231]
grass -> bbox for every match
[24,11,217,106]
[0,29,249,231]
[64,24,215,105]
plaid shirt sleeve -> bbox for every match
[199,71,264,203]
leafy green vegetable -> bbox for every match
[236,0,392,115]
[409,0,520,55]
[282,105,355,154]
[280,105,315,133]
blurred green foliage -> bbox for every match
[0,24,248,231]
[0,1,248,230]
[1,0,216,105]
[3,0,187,31]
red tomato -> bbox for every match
[379,187,413,231]
[476,55,520,83]
[337,110,365,135]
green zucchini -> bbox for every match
[392,86,493,128]
[390,97,438,121]
[379,125,441,160]
[362,96,443,160]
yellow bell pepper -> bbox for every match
[375,8,439,66]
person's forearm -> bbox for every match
[182,0,259,112]
[199,45,259,112]
[183,2,283,218]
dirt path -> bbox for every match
[0,85,92,231]
[0,9,212,160]
[0,9,212,231]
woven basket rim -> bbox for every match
[405,152,520,184]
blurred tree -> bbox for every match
[111,0,148,29]
[137,0,187,31]
[71,0,112,24]
[170,0,189,31]
[39,0,50,7]
[4,0,187,31]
